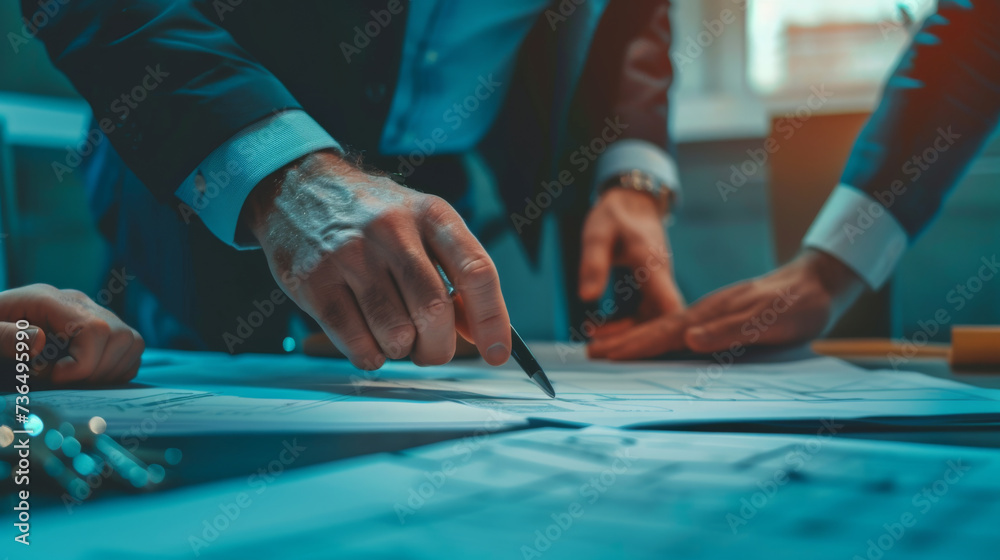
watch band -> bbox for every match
[597,169,674,216]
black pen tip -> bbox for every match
[530,372,556,399]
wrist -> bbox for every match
[597,170,674,217]
[595,187,664,222]
[240,150,353,244]
[799,248,867,304]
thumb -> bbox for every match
[642,265,686,316]
[0,323,44,361]
[578,220,615,302]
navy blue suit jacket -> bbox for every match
[24,0,675,351]
[843,0,1000,239]
[26,0,674,222]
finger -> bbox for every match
[615,238,684,316]
[29,332,55,378]
[115,356,142,385]
[578,212,616,302]
[422,198,510,366]
[51,318,111,384]
[634,263,685,316]
[587,317,677,359]
[108,333,145,384]
[343,263,416,361]
[0,322,43,360]
[684,310,761,354]
[88,326,139,385]
[387,245,455,366]
[453,293,472,343]
[588,316,688,360]
[683,283,757,325]
[312,284,386,370]
[590,318,636,339]
[60,298,139,384]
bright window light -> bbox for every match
[748,0,938,94]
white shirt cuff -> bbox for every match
[174,110,341,249]
[802,184,909,290]
[593,139,682,209]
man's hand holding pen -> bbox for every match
[241,150,512,370]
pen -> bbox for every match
[436,264,556,398]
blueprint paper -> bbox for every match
[21,388,525,436]
[22,427,1000,560]
[21,345,1000,436]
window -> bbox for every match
[747,0,938,95]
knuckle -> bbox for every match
[412,296,452,332]
[417,195,456,227]
[369,207,413,231]
[457,256,499,293]
[310,235,368,275]
[85,318,112,337]
[110,328,134,346]
[327,235,369,268]
[318,300,353,333]
[473,309,506,328]
[64,288,88,299]
[133,333,146,354]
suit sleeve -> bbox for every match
[24,0,302,203]
[804,0,1000,288]
[841,0,1000,237]
[593,0,681,206]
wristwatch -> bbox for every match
[597,169,675,217]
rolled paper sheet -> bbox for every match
[950,325,1000,369]
[812,327,1000,371]
[811,338,950,359]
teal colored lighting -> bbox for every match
[147,464,166,484]
[164,448,183,465]
[61,436,82,458]
[127,466,149,488]
[43,456,65,477]
[58,421,75,437]
[44,429,64,451]
[24,414,44,436]
[73,453,97,476]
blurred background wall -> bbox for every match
[1,0,997,343]
[0,0,103,291]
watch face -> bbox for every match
[620,172,670,214]
[598,171,672,215]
